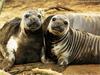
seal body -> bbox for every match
[7,28,43,64]
[44,15,100,66]
[65,13,100,35]
[0,10,44,70]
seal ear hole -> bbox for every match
[52,18,56,21]
[64,21,68,25]
[25,14,30,18]
[38,14,41,18]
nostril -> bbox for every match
[64,21,68,25]
[28,22,36,27]
[52,18,56,21]
[25,14,30,18]
[32,21,36,24]
[30,18,35,22]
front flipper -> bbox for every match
[57,53,72,66]
[0,57,14,71]
[41,47,54,64]
[0,45,15,71]
[58,57,69,66]
[41,55,54,64]
[0,17,21,71]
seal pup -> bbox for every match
[0,10,44,71]
[44,15,100,66]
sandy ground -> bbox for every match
[8,63,100,75]
[0,0,100,75]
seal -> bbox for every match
[44,15,100,66]
[0,9,44,71]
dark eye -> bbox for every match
[64,21,68,25]
[25,14,30,18]
[38,15,41,18]
[52,18,56,21]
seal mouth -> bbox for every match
[50,28,64,36]
[52,30,62,35]
[51,25,64,33]
[49,24,65,36]
[52,27,63,32]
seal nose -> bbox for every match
[28,21,37,27]
[28,18,37,27]
[52,18,56,21]
[64,21,68,25]
[28,23,31,27]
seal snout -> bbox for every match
[26,17,40,30]
[27,19,39,27]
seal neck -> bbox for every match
[18,26,43,38]
[46,29,70,44]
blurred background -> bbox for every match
[0,0,100,25]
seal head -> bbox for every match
[21,10,42,32]
[47,15,70,36]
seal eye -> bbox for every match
[64,21,68,25]
[52,18,56,21]
[38,15,41,18]
[25,14,30,18]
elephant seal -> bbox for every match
[44,15,100,66]
[0,9,44,71]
